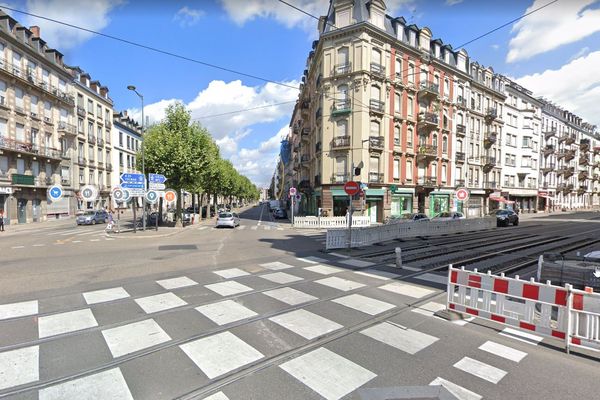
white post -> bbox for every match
[565,283,573,354]
[347,194,353,249]
[291,194,294,227]
[395,247,402,268]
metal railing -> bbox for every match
[295,216,370,229]
[369,99,385,113]
[331,136,351,149]
[332,99,351,115]
[368,172,384,183]
[369,136,384,150]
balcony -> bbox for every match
[455,179,466,187]
[593,174,600,182]
[544,128,557,139]
[484,132,497,148]
[578,186,587,195]
[541,164,555,175]
[332,173,348,184]
[559,167,575,178]
[566,135,576,145]
[543,145,554,157]
[331,136,351,149]
[369,136,384,151]
[332,99,351,116]
[370,62,385,78]
[61,177,71,186]
[557,184,573,193]
[30,111,40,121]
[77,106,86,117]
[106,163,113,172]
[558,134,569,143]
[78,157,87,166]
[58,121,77,136]
[456,124,466,136]
[485,108,498,121]
[368,172,384,184]
[483,180,498,190]
[580,139,590,152]
[0,61,75,105]
[106,120,112,129]
[333,62,351,76]
[455,96,467,108]
[98,138,105,147]
[88,134,96,145]
[578,171,588,181]
[564,150,575,161]
[369,99,385,115]
[594,146,600,155]
[416,144,437,162]
[579,156,589,166]
[418,81,439,100]
[556,151,566,160]
[481,156,496,173]
[105,137,111,146]
[0,137,61,160]
[11,174,34,186]
[43,116,53,125]
[455,152,466,162]
[417,175,437,187]
[417,112,439,132]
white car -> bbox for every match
[432,212,465,221]
[216,212,240,228]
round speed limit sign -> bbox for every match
[455,188,470,202]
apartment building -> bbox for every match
[0,14,77,225]
[110,111,141,207]
[501,79,542,213]
[67,67,114,210]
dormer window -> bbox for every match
[371,10,384,28]
[336,8,351,28]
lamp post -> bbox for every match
[127,85,146,231]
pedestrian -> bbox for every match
[0,210,4,232]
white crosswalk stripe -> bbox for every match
[251,226,258,231]
[361,322,439,355]
[39,368,133,400]
[453,357,507,384]
[499,327,544,346]
[270,309,342,340]
[479,341,528,362]
[238,225,247,230]
[430,377,482,400]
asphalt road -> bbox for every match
[1,207,600,400]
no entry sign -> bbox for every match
[455,188,470,202]
[344,181,360,196]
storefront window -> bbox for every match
[430,194,449,217]
[391,194,412,216]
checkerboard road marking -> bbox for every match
[39,367,133,400]
[83,287,130,305]
[0,345,39,391]
[269,309,342,340]
[0,300,38,321]
[38,309,98,338]
[263,287,318,306]
[156,276,198,290]
[196,300,258,326]
[135,292,188,314]
[205,281,253,297]
[102,319,171,358]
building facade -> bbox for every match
[110,110,142,207]
[0,14,77,224]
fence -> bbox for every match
[447,265,600,355]
[325,217,495,249]
[294,216,371,229]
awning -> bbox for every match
[496,197,515,204]
[330,189,348,197]
[365,189,385,197]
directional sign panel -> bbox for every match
[120,173,146,190]
[48,185,64,202]
[149,182,166,191]
[80,185,98,202]
[145,190,159,204]
[127,188,146,197]
[148,173,167,184]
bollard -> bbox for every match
[395,247,402,269]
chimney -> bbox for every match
[30,26,40,38]
[123,110,128,117]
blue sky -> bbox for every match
[2,0,599,187]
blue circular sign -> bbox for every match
[48,185,63,202]
[145,190,158,204]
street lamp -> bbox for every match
[127,85,146,231]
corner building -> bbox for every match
[287,0,512,221]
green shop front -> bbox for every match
[364,189,385,223]
[390,188,414,217]
[428,190,452,217]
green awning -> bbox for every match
[365,189,385,196]
[392,189,414,195]
[331,189,349,197]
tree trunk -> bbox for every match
[158,197,163,226]
[175,188,183,228]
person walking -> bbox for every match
[0,210,4,232]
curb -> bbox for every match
[104,228,188,239]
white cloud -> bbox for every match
[445,0,463,5]
[218,0,414,32]
[507,0,600,63]
[515,50,600,126]
[568,46,590,62]
[491,44,500,50]
[21,0,122,50]
[173,6,205,27]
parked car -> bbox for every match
[147,212,161,226]
[490,209,519,227]
[76,210,108,225]
[389,212,430,222]
[216,212,240,228]
[432,212,465,221]
[273,208,288,219]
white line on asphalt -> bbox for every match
[453,357,507,384]
[498,327,543,346]
[270,309,343,340]
[0,300,38,321]
[479,341,528,363]
[295,256,327,264]
[251,226,258,231]
[315,277,365,292]
[89,239,100,242]
[83,287,130,305]
[102,319,171,358]
[39,367,133,400]
[430,377,482,400]
[332,294,395,315]
[0,346,39,392]
[11,246,25,249]
[263,287,318,306]
[339,258,375,268]
[32,244,45,247]
[361,322,439,355]
[76,230,104,236]
[72,240,83,243]
[196,300,258,326]
[329,252,350,259]
[198,226,209,231]
[38,309,99,338]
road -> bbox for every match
[1,207,600,399]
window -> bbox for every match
[97,148,102,163]
[335,157,347,178]
[79,168,85,184]
[371,85,380,102]
[431,162,437,178]
[89,170,95,184]
[395,58,402,79]
[44,101,51,118]
[406,160,413,180]
[17,158,25,174]
[442,164,447,182]
[337,47,349,68]
[336,120,347,137]
[407,127,413,147]
[127,136,131,150]
[97,104,102,117]
[97,126,102,139]
[444,78,450,98]
[394,126,401,146]
[15,87,24,109]
[42,68,49,85]
[407,97,413,116]
[0,118,7,137]
[59,108,68,122]
[394,92,401,113]
[371,48,382,65]
[370,121,380,137]
[408,63,415,83]
[337,9,350,27]
[87,99,93,113]
[16,123,25,142]
[432,133,438,147]
[78,118,84,133]
[119,132,123,147]
[393,159,400,180]
[457,139,463,152]
[0,80,5,101]
[0,156,7,173]
[12,51,21,72]
[88,145,94,161]
[119,152,123,167]
[442,135,448,154]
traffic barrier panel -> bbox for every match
[293,216,371,229]
[568,287,600,352]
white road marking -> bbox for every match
[135,293,188,314]
[238,225,247,230]
[196,300,258,326]
[412,301,446,318]
[304,264,344,275]
[361,322,439,355]
[0,346,39,391]
[0,300,38,321]
[479,341,528,363]
[451,317,475,326]
[270,309,342,340]
[89,239,100,242]
[38,309,98,338]
[332,294,395,315]
[251,226,258,231]
[203,392,229,400]
[32,244,45,247]
[400,266,421,272]
[315,276,365,292]
[102,319,171,358]
[180,331,264,379]
[205,281,253,297]
[353,269,399,280]
[264,225,271,230]
[72,240,83,243]
[430,377,482,400]
[277,227,284,231]
[259,261,294,270]
[263,287,317,306]
[156,276,198,290]
[198,226,209,231]
[329,252,350,259]
[83,287,130,305]
[260,272,302,284]
[454,357,507,384]
[280,347,376,400]
[378,282,435,298]
[76,230,104,236]
[339,258,375,268]
[39,368,133,400]
[295,256,328,264]
[214,268,251,279]
[415,273,448,285]
[499,327,543,346]
[11,246,24,249]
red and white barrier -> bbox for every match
[568,287,600,352]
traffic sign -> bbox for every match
[120,173,146,190]
[164,189,177,204]
[48,185,63,202]
[295,194,301,200]
[289,187,297,196]
[127,188,146,197]
[389,184,398,193]
[344,181,360,196]
[80,185,98,202]
[149,182,166,190]
[113,188,130,203]
[148,173,167,184]
[455,188,470,202]
[145,190,159,204]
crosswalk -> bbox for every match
[0,255,544,399]
[196,224,285,231]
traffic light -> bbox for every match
[354,167,361,176]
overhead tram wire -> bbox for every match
[190,100,298,121]
[0,5,300,91]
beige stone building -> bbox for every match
[0,13,77,224]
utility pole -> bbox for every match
[127,85,146,231]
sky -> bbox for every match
[1,0,599,188]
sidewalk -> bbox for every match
[0,217,76,235]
